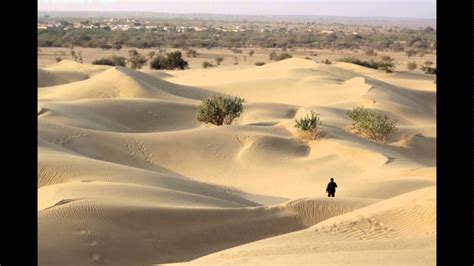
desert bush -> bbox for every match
[100,44,112,50]
[338,57,394,73]
[421,66,436,74]
[255,62,265,66]
[420,61,436,74]
[186,49,198,58]
[112,42,122,51]
[379,56,395,73]
[147,51,156,59]
[196,94,245,126]
[269,51,292,61]
[322,59,332,64]
[365,49,377,57]
[231,49,243,54]
[405,49,417,57]
[128,49,148,69]
[347,106,397,143]
[423,60,433,67]
[202,61,214,68]
[92,55,127,67]
[149,51,189,70]
[407,61,417,71]
[249,50,254,56]
[215,57,223,65]
[55,57,62,63]
[295,111,321,140]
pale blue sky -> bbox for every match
[38,0,436,19]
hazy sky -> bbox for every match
[38,0,436,19]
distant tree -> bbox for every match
[295,111,322,140]
[406,61,417,71]
[77,51,83,63]
[70,48,76,60]
[249,50,255,56]
[379,56,395,73]
[55,57,62,63]
[92,55,127,67]
[197,94,245,126]
[215,57,224,65]
[423,26,434,33]
[128,49,148,69]
[202,61,214,68]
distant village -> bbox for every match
[37,17,361,35]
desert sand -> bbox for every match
[38,58,436,265]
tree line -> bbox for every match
[38,27,435,52]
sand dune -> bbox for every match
[38,58,436,265]
[172,187,435,265]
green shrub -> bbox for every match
[255,62,265,66]
[128,50,148,69]
[295,111,321,139]
[202,61,214,68]
[197,94,245,126]
[347,106,397,143]
[92,55,127,67]
[149,51,189,70]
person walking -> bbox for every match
[326,178,338,197]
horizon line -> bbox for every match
[37,10,436,20]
